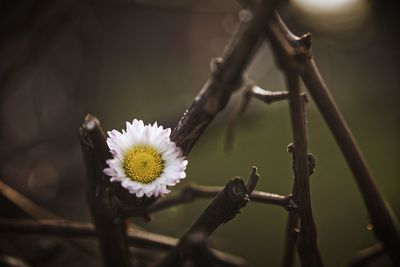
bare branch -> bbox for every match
[267,11,400,265]
[281,211,299,267]
[170,0,282,155]
[257,10,323,265]
[147,184,296,214]
[154,168,257,267]
[0,180,60,221]
[281,143,315,267]
[284,72,323,267]
[249,84,289,104]
[0,219,246,267]
[79,115,133,267]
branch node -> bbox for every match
[210,57,224,74]
[307,153,316,176]
[285,195,299,211]
[299,33,312,50]
[238,9,253,22]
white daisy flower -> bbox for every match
[103,119,188,198]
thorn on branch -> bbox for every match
[287,143,316,176]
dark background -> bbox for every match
[0,0,399,266]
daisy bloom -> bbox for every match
[103,119,188,198]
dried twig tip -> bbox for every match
[287,143,295,154]
[83,114,99,131]
[246,166,259,194]
[210,57,223,73]
[299,33,312,49]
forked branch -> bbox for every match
[267,11,400,264]
[147,183,296,214]
[155,168,259,267]
[283,72,323,267]
[171,0,282,155]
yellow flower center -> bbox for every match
[123,145,164,184]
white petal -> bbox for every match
[103,119,188,198]
[136,190,144,198]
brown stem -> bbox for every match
[0,179,60,221]
[170,0,282,155]
[285,71,323,267]
[79,115,133,267]
[303,57,400,263]
[281,145,315,267]
[248,7,323,265]
[147,183,296,214]
[154,168,258,267]
[281,211,299,267]
[0,218,245,267]
[281,146,300,267]
[249,85,289,104]
[268,12,400,264]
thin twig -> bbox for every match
[249,84,289,104]
[346,243,385,267]
[281,210,299,267]
[154,168,258,267]
[170,0,282,155]
[0,255,30,267]
[0,179,60,221]
[0,179,97,255]
[0,219,246,267]
[147,183,296,214]
[281,144,315,267]
[281,144,299,267]
[285,71,323,267]
[267,11,400,265]
[261,12,324,265]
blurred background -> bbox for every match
[0,0,399,266]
